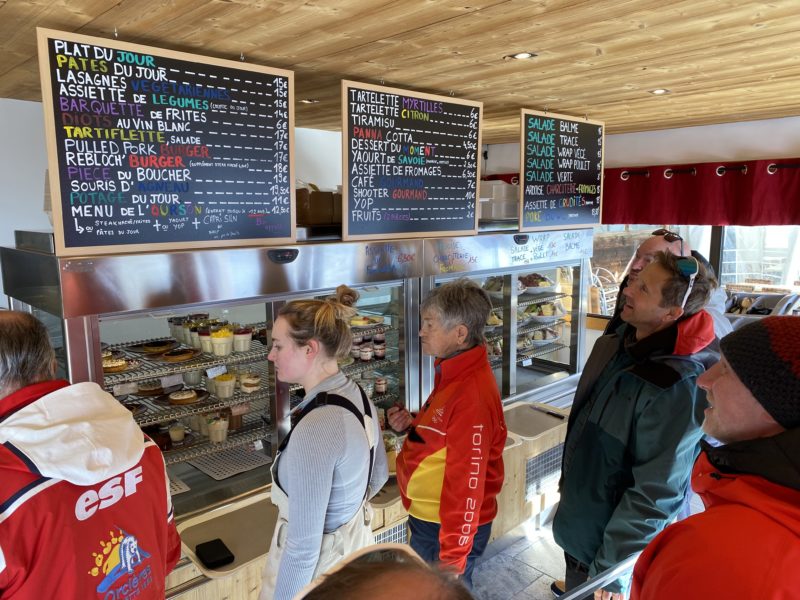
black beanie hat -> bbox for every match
[720,316,800,429]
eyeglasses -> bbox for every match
[676,256,699,310]
[652,228,684,256]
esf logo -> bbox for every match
[75,467,143,521]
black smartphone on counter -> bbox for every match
[195,538,235,569]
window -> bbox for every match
[720,226,800,291]
[589,225,713,315]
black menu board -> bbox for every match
[519,109,604,231]
[342,81,481,240]
[37,28,294,256]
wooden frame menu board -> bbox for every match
[519,109,604,232]
[37,28,295,256]
[342,80,481,241]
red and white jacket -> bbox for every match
[0,380,181,599]
[396,344,506,573]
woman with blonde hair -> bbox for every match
[259,285,388,600]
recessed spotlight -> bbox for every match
[649,88,671,95]
[299,98,320,104]
[504,51,537,60]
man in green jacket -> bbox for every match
[553,251,720,599]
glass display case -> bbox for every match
[98,302,273,516]
[1,236,421,520]
[422,231,593,406]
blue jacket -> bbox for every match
[553,310,719,591]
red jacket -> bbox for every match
[632,441,800,599]
[396,344,506,573]
[0,380,181,599]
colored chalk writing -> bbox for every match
[39,30,293,253]
[520,109,604,231]
[343,81,481,239]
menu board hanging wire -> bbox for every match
[342,80,481,240]
[519,109,604,231]
[37,28,295,256]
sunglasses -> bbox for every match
[676,256,699,310]
[652,228,684,256]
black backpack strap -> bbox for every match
[279,385,376,501]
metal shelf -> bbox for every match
[103,337,269,385]
[134,391,270,427]
[488,292,568,314]
[486,319,566,344]
[517,342,569,362]
[163,417,269,466]
[517,292,569,309]
[489,342,568,369]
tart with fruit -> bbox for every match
[162,348,196,363]
[142,339,178,353]
[350,315,384,327]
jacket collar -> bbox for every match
[701,428,800,492]
[0,380,69,422]
[620,309,716,362]
[434,344,489,385]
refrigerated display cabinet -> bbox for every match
[422,231,593,406]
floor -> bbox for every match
[471,518,562,600]
[471,491,705,600]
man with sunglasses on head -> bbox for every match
[604,229,732,339]
[553,251,720,600]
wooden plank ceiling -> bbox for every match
[1,0,799,143]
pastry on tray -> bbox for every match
[142,339,177,353]
[162,348,196,362]
[168,389,199,405]
[350,315,384,327]
[137,380,163,396]
[102,357,129,373]
[240,374,261,394]
[123,402,144,416]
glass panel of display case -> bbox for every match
[434,262,582,402]
[97,302,272,516]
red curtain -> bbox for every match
[602,158,800,225]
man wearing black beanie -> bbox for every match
[631,316,800,599]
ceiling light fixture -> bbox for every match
[504,51,537,60]
[649,88,671,95]
[299,98,320,104]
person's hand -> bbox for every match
[594,588,625,600]
[387,405,413,433]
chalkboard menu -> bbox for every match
[37,28,294,256]
[342,81,481,240]
[519,109,604,231]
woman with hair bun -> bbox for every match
[259,285,388,600]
